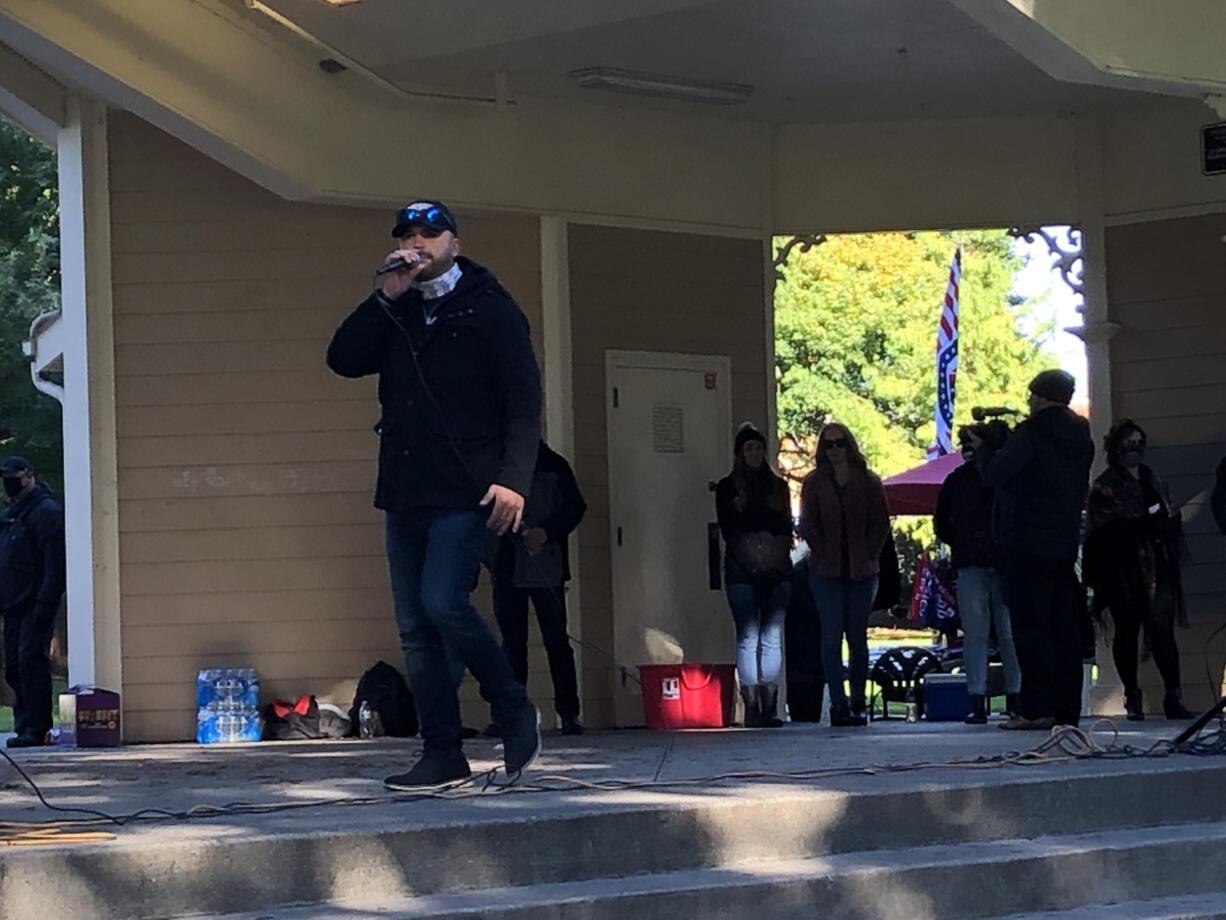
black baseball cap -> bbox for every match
[391,200,458,238]
[0,456,32,475]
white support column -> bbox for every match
[1072,119,1118,474]
[539,215,581,716]
[57,97,121,692]
[1074,117,1123,716]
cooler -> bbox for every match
[922,673,969,721]
[639,663,736,730]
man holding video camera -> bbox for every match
[968,370,1094,730]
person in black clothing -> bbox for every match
[784,555,823,722]
[969,369,1094,730]
[490,441,586,735]
[1084,420,1194,721]
[716,423,793,727]
[1213,456,1226,536]
[326,200,542,788]
[0,456,65,749]
[935,429,1021,724]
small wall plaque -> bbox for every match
[1203,122,1226,176]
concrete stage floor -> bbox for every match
[0,717,1217,849]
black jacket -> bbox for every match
[493,443,587,585]
[934,461,997,569]
[326,258,542,512]
[0,483,66,616]
[715,469,793,584]
[976,406,1094,564]
[1213,455,1226,536]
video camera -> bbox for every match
[960,406,1022,451]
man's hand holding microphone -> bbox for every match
[377,249,427,300]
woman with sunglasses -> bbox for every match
[715,423,795,727]
[1084,420,1194,721]
[799,423,891,727]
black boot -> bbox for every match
[1005,693,1022,720]
[1124,688,1145,721]
[758,684,784,727]
[964,694,988,725]
[850,692,868,723]
[830,700,867,728]
[1163,689,1194,720]
[384,749,472,790]
[740,685,762,727]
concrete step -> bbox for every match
[993,892,1226,919]
[5,763,1226,919]
[213,821,1226,920]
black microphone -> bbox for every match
[374,255,420,276]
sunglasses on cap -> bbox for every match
[392,204,455,237]
[821,437,849,450]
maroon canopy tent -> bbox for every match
[882,452,964,516]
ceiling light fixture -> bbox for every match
[319,0,363,6]
[568,67,753,105]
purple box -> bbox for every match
[57,686,122,747]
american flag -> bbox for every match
[926,248,961,460]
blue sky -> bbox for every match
[1011,226,1089,403]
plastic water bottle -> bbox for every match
[359,701,382,739]
[904,689,919,723]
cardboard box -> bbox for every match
[57,686,122,747]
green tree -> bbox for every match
[0,115,61,491]
[775,229,1055,480]
[774,230,1058,603]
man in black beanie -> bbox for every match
[969,369,1094,729]
[0,456,65,747]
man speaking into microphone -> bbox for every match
[327,200,542,788]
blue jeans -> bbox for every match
[957,566,1021,697]
[725,580,789,685]
[810,573,878,708]
[385,509,528,753]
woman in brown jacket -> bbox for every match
[798,423,891,727]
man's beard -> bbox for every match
[416,255,455,282]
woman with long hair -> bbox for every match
[715,423,794,727]
[1084,420,1194,720]
[798,423,890,727]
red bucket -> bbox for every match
[639,663,736,730]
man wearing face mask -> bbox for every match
[935,429,1021,724]
[0,457,65,748]
[968,370,1094,730]
[1084,421,1193,721]
[327,200,543,788]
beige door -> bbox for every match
[606,351,734,725]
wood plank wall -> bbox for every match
[108,112,544,740]
[1107,212,1226,711]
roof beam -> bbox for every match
[0,41,64,143]
[950,0,1226,102]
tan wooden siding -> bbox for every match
[109,112,545,740]
[568,225,768,726]
[1106,212,1226,710]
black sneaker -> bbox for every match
[384,750,472,790]
[502,704,541,776]
[5,734,45,749]
[560,715,584,736]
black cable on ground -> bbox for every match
[3,717,1226,841]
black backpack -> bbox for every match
[348,661,418,738]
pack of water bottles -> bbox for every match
[196,668,262,744]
